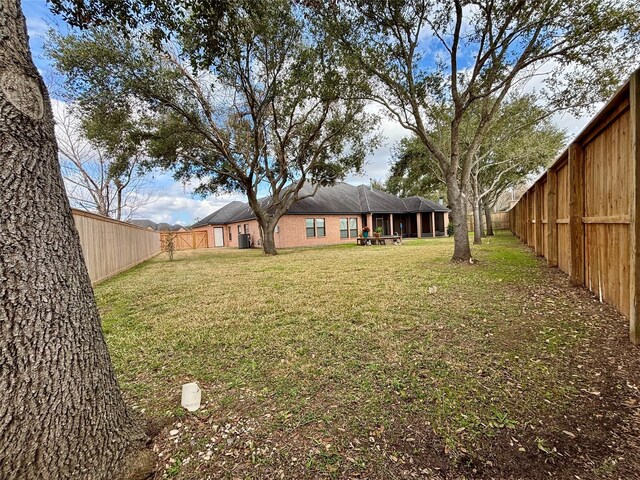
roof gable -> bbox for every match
[402,196,449,213]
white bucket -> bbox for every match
[181,382,201,412]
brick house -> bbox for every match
[191,183,450,248]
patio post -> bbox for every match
[416,213,422,238]
[389,213,394,235]
[432,212,436,237]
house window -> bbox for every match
[349,218,358,238]
[228,227,232,241]
[306,218,315,237]
[237,225,242,234]
[243,224,249,234]
[339,218,348,238]
[341,218,358,238]
[316,218,325,237]
[275,225,280,233]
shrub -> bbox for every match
[161,233,177,260]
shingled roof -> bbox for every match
[192,201,257,227]
[402,195,449,213]
[129,219,158,230]
[192,183,449,227]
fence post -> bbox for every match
[523,192,528,243]
[568,142,585,286]
[519,201,523,239]
[547,168,558,267]
[528,190,533,246]
[630,70,640,344]
[535,182,544,256]
[520,200,523,239]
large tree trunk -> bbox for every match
[446,173,472,261]
[0,2,152,478]
[484,202,494,236]
[261,221,278,255]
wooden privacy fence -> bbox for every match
[509,69,640,344]
[467,211,510,232]
[160,230,209,250]
[72,209,161,284]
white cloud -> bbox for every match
[132,181,245,225]
[513,59,601,138]
[551,110,598,139]
[348,109,411,184]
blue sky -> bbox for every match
[22,0,593,225]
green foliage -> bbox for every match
[487,408,517,429]
[320,0,640,259]
[48,0,378,254]
[387,96,566,205]
[48,0,229,57]
[386,137,446,199]
[329,0,640,118]
[369,179,388,192]
[54,102,150,219]
[447,223,454,237]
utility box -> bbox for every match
[238,233,251,249]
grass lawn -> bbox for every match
[96,232,640,479]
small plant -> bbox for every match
[535,437,552,454]
[362,226,370,233]
[447,223,454,236]
[373,226,384,237]
[162,233,177,261]
[487,408,517,429]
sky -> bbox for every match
[22,0,595,226]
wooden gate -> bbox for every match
[160,230,209,250]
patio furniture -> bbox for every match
[356,235,401,246]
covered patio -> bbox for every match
[362,209,449,238]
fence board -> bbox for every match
[556,161,571,274]
[527,189,536,250]
[509,68,639,343]
[72,209,160,284]
[569,143,585,285]
[631,70,640,343]
[160,230,209,251]
[466,211,510,231]
[547,168,558,266]
[583,108,631,315]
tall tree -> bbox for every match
[466,97,565,243]
[388,96,565,243]
[55,103,153,220]
[0,1,151,478]
[48,0,376,255]
[324,0,640,261]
